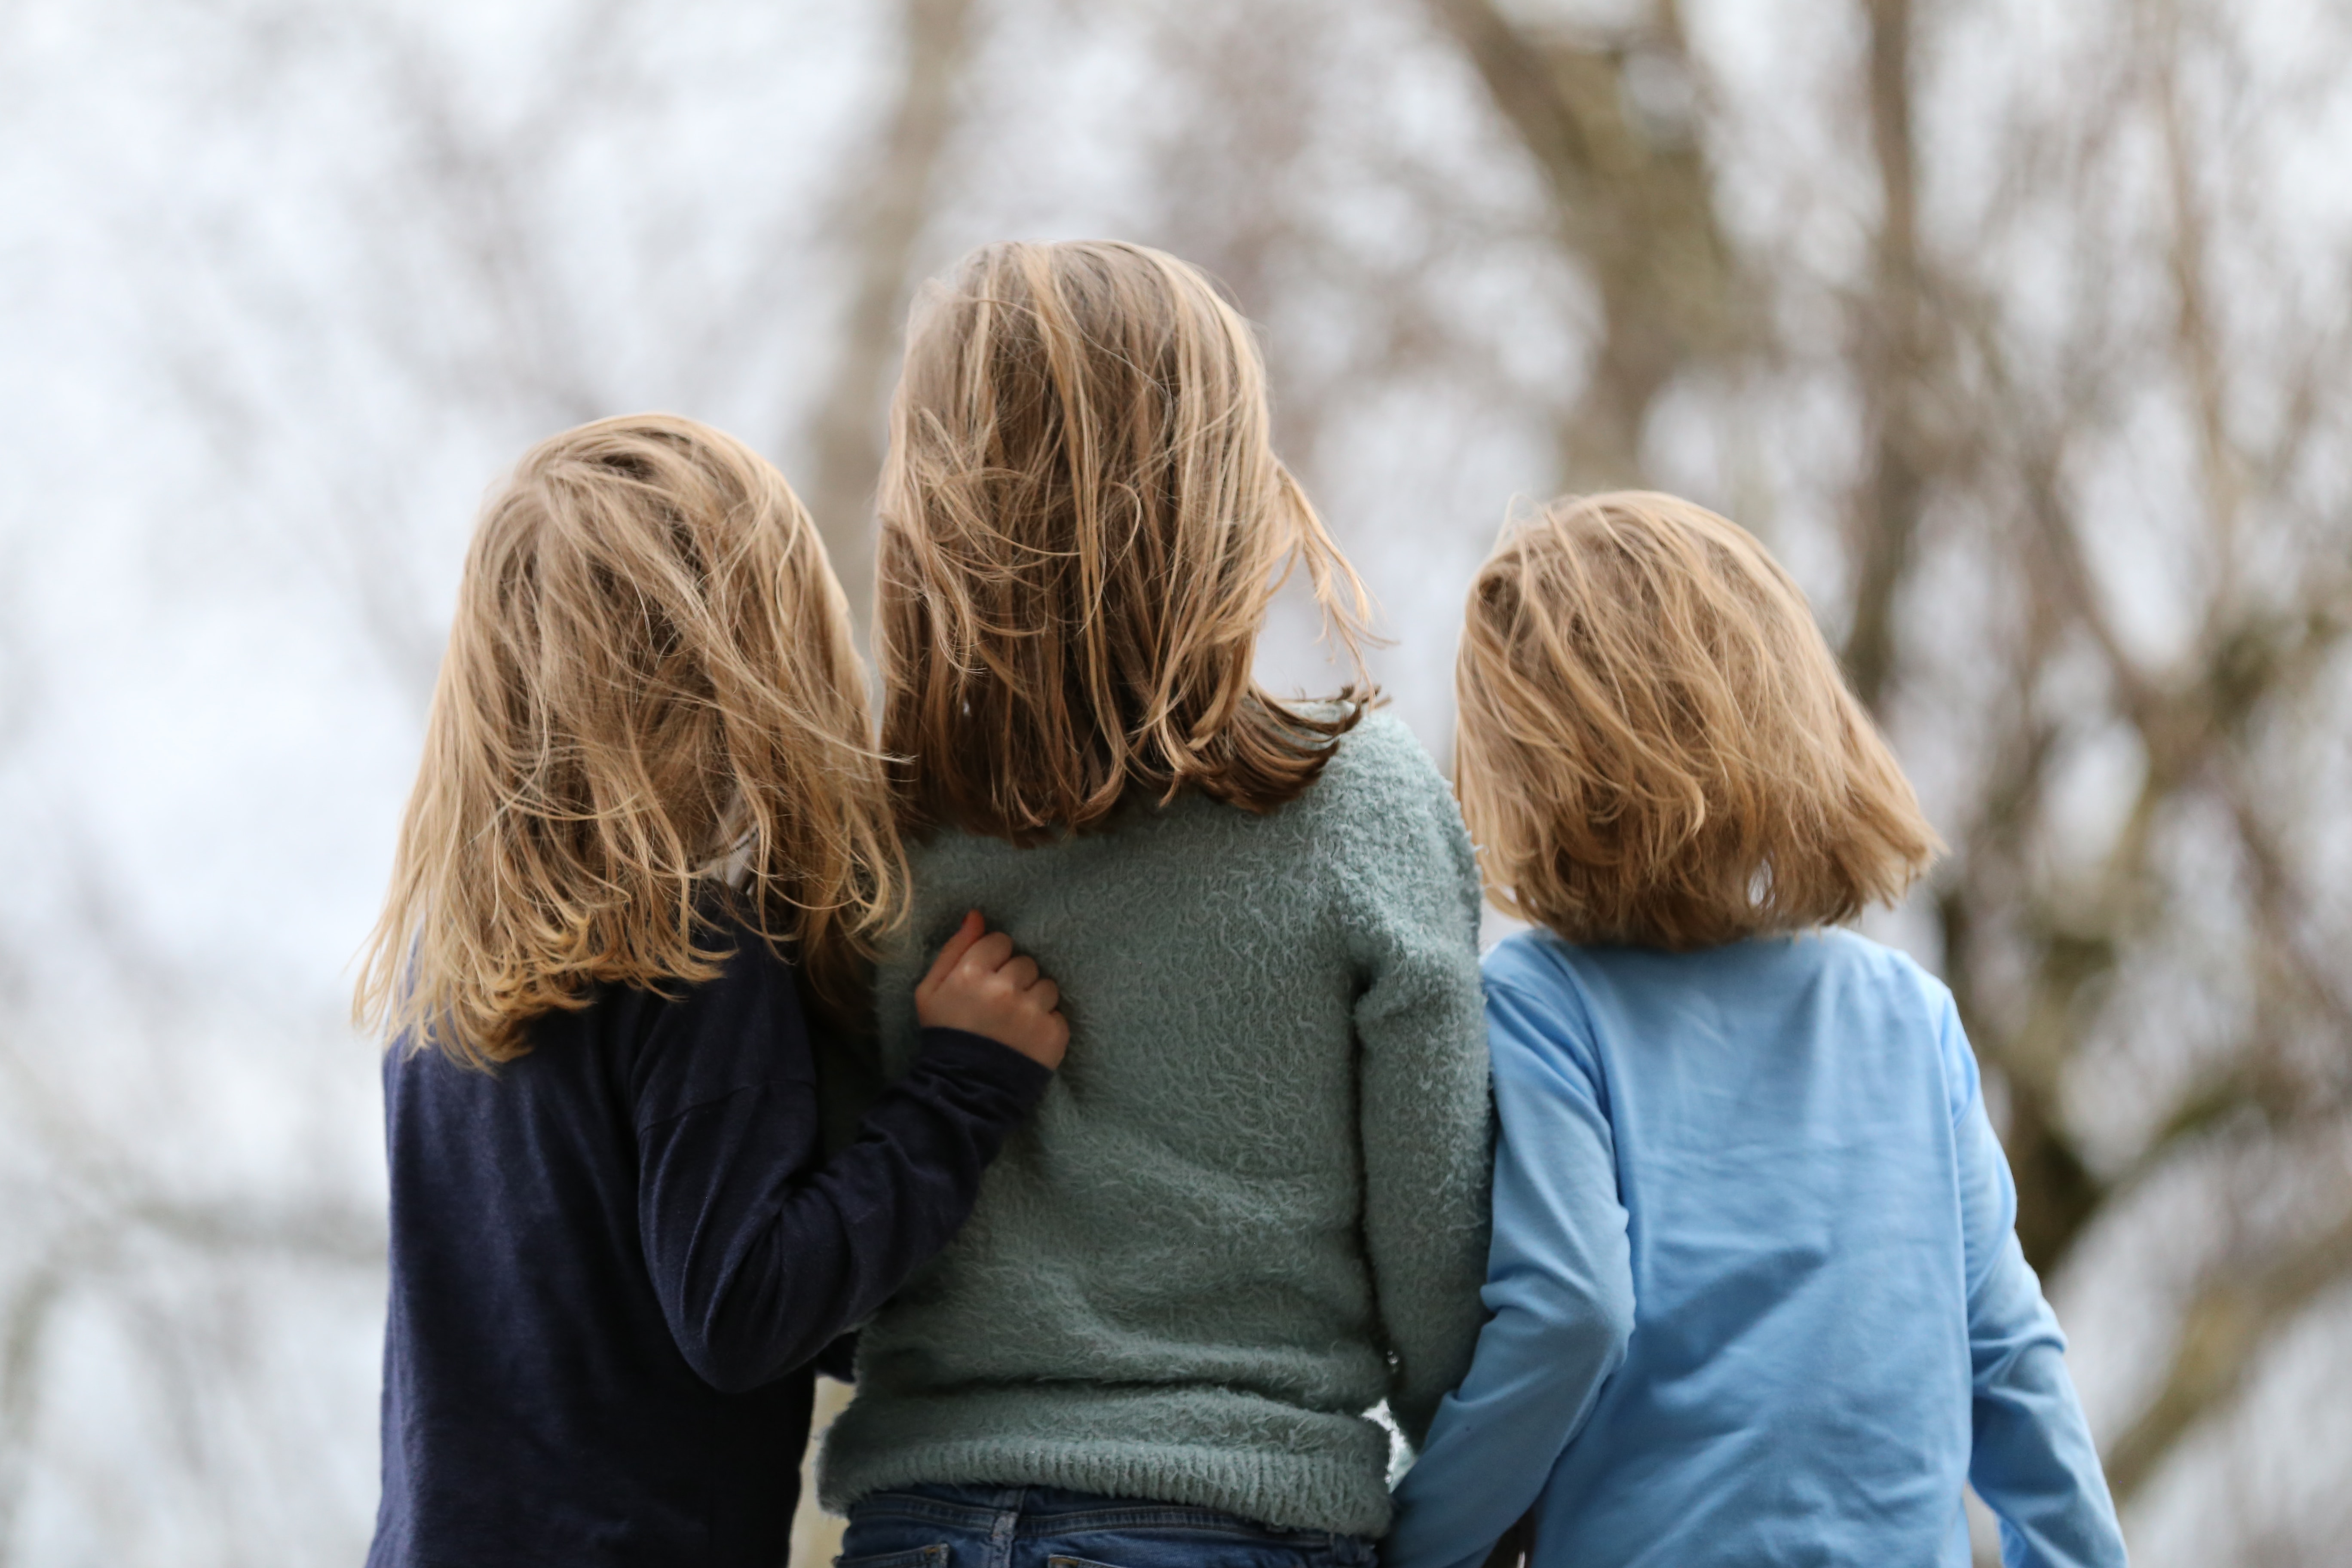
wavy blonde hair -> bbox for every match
[1455,491,1940,949]
[877,239,1372,842]
[355,413,903,1067]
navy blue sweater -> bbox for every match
[367,913,1050,1568]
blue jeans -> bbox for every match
[838,1485,1378,1568]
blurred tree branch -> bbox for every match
[0,839,385,1564]
[1842,0,1935,713]
[0,1145,381,1564]
[802,0,976,645]
[1425,0,1743,487]
[1939,3,2352,1501]
[2104,1204,2352,1501]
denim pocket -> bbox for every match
[1044,1542,1354,1568]
[839,1546,949,1568]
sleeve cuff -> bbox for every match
[912,1025,1055,1109]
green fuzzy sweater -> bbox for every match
[818,712,1493,1538]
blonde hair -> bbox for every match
[1455,491,1940,949]
[877,239,1372,842]
[355,413,903,1067]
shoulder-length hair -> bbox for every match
[1455,491,1940,949]
[354,413,903,1067]
[877,239,1372,842]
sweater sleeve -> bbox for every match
[635,954,1051,1393]
[1382,976,1635,1568]
[1341,726,1495,1448]
[1937,994,2129,1568]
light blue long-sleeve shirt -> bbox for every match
[1385,927,2127,1568]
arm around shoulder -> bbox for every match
[634,940,1050,1394]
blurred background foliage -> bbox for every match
[2,0,2349,1563]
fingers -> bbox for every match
[1032,1007,1071,1067]
[956,929,1016,982]
[919,910,986,993]
[909,915,1069,1070]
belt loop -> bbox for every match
[986,1488,1020,1568]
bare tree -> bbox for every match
[10,2,2349,1563]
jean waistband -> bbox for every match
[851,1483,1341,1543]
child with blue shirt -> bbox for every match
[1385,492,2128,1568]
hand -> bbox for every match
[914,911,1069,1070]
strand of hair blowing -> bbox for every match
[877,240,1373,842]
[355,415,903,1066]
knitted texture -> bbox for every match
[819,713,1493,1537]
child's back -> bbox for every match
[355,416,1071,1568]
[1418,926,2110,1565]
[1391,490,2125,1568]
[816,240,1492,1554]
[823,711,1490,1537]
[375,908,1035,1565]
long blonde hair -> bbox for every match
[877,239,1372,842]
[1455,491,1940,949]
[355,413,903,1066]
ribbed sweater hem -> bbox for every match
[821,1432,1395,1538]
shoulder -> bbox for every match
[1810,926,1954,1017]
[688,901,805,1005]
[1481,928,1636,1022]
[1303,710,1481,931]
[1479,930,1605,1083]
[625,903,814,1122]
[1481,925,1575,993]
[1311,707,1449,801]
[1809,927,1975,1116]
[1301,710,1468,858]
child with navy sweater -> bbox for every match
[353,415,1069,1568]
[1385,493,2128,1568]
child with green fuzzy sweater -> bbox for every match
[818,240,1492,1568]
